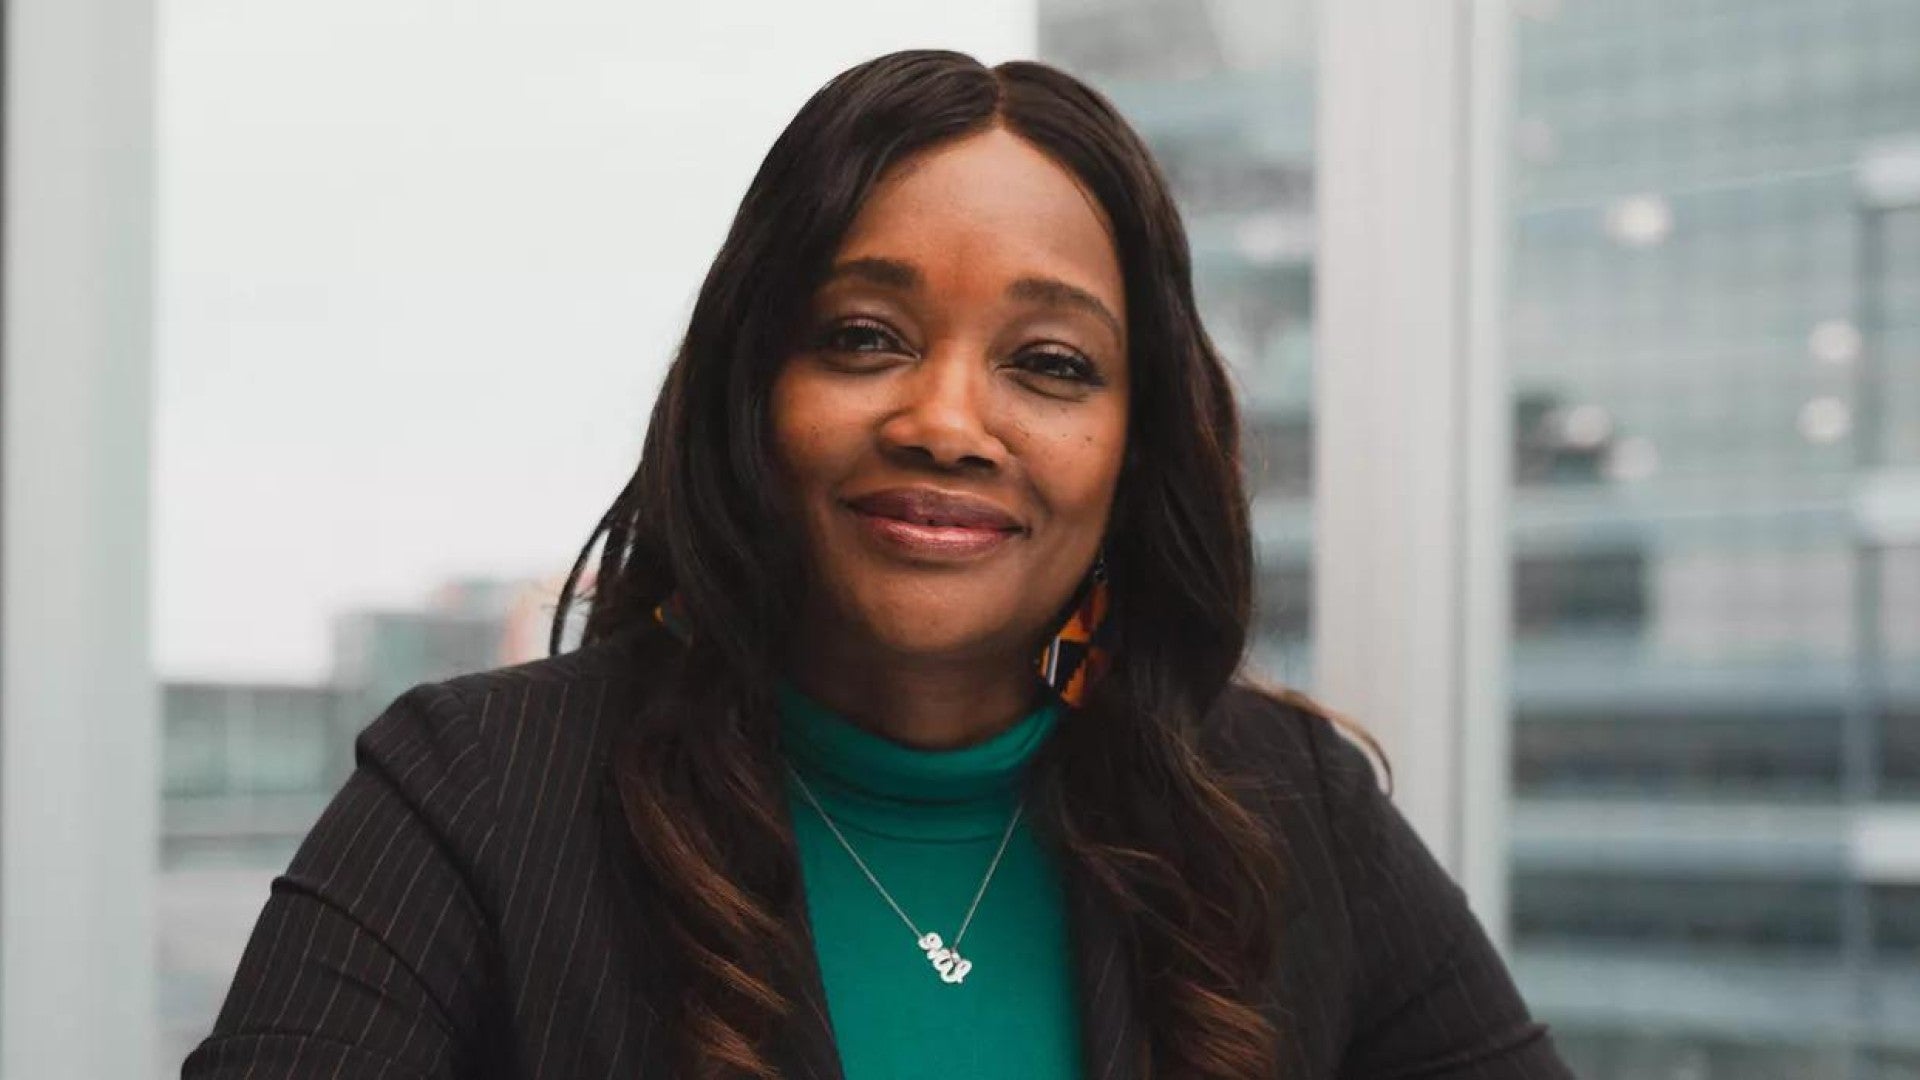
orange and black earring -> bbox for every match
[651,545,1116,709]
[1034,546,1115,710]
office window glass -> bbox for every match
[1504,2,1920,1074]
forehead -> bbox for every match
[827,127,1125,317]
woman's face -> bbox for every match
[771,126,1130,667]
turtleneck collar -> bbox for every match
[775,680,1060,843]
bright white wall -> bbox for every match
[156,1,1037,683]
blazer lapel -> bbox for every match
[1065,862,1147,1080]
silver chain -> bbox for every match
[785,763,1024,952]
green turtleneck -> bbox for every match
[776,682,1084,1080]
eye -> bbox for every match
[1016,348,1103,386]
[815,318,906,356]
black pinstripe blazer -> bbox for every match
[182,624,1575,1080]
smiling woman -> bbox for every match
[772,127,1130,748]
[183,49,1573,1080]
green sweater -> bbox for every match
[777,682,1084,1079]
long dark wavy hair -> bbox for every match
[550,48,1373,1080]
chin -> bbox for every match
[841,587,1024,661]
[861,615,1006,660]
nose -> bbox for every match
[876,351,1007,473]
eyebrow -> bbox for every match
[823,256,1124,344]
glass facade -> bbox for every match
[1504,2,1920,1076]
[1045,0,1920,1075]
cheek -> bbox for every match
[769,372,841,491]
[1029,407,1128,526]
[769,369,882,554]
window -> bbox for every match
[1504,3,1920,1073]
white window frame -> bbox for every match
[1313,0,1515,944]
[2,0,159,1074]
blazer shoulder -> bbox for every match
[399,623,670,757]
[1199,679,1395,842]
[1203,680,1374,782]
[348,625,673,842]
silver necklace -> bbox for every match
[786,764,1024,986]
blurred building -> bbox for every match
[1043,0,1920,1078]
[1502,4,1920,1077]
[155,576,558,1069]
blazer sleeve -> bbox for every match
[1305,714,1576,1080]
[181,683,500,1080]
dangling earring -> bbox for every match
[653,590,693,643]
[1034,546,1115,710]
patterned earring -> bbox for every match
[651,546,1117,709]
[1034,546,1115,710]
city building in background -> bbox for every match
[1501,3,1920,1077]
[1044,0,1920,1078]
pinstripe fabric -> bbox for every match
[182,625,1574,1079]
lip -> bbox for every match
[843,487,1025,561]
[845,487,1024,531]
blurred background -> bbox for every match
[4,0,1917,1077]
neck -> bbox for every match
[782,623,1040,751]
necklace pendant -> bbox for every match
[916,932,973,985]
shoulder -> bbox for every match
[1198,679,1388,816]
[1196,679,1406,937]
[1202,696,1571,1074]
[343,624,677,865]
[362,623,670,765]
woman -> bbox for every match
[185,49,1572,1080]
